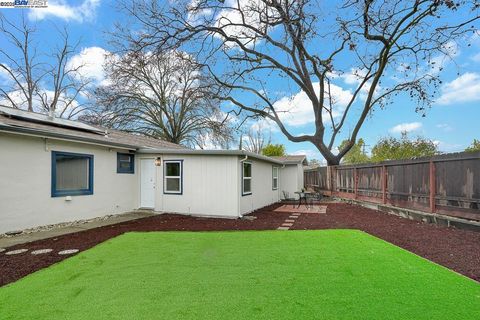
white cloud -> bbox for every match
[429,40,460,75]
[434,140,463,153]
[437,72,480,105]
[272,82,353,127]
[0,86,81,117]
[471,52,480,63]
[207,0,276,48]
[436,123,453,132]
[0,64,13,85]
[389,122,422,134]
[66,46,109,84]
[342,68,367,86]
[214,0,262,46]
[28,0,101,23]
[340,67,381,101]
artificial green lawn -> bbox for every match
[1,230,479,319]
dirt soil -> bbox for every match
[1,202,479,287]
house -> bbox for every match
[270,155,307,200]
[0,106,306,233]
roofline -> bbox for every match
[270,155,307,164]
[283,160,304,164]
[138,148,285,164]
[0,123,139,150]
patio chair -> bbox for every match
[282,191,296,201]
[306,192,323,209]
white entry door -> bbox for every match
[140,158,156,208]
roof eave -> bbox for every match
[138,148,285,164]
[0,124,139,150]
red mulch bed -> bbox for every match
[1,202,479,287]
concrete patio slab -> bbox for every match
[0,211,155,249]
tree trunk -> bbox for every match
[326,158,340,166]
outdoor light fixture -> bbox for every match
[154,157,162,166]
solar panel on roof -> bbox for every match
[0,106,105,135]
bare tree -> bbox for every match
[0,14,41,112]
[0,14,89,118]
[91,49,235,148]
[242,123,271,154]
[114,0,479,164]
[37,29,92,119]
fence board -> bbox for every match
[304,151,480,221]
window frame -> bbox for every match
[272,166,279,190]
[242,161,252,196]
[163,160,183,195]
[51,151,94,197]
[117,152,135,174]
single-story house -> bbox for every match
[0,106,305,233]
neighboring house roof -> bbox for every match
[138,148,285,165]
[0,106,185,150]
[303,164,322,170]
[270,155,307,165]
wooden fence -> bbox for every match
[304,151,480,221]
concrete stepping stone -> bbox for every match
[285,219,295,223]
[58,249,79,255]
[277,227,290,230]
[5,249,28,255]
[31,249,53,255]
[289,216,299,219]
[291,213,301,216]
[0,248,5,253]
[281,223,294,227]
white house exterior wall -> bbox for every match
[150,154,240,218]
[297,163,304,192]
[279,164,302,199]
[1,132,303,233]
[0,133,138,233]
[240,159,280,215]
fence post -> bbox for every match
[382,165,387,204]
[429,161,436,213]
[354,167,358,199]
[331,166,336,197]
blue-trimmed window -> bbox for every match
[164,160,183,194]
[242,161,252,196]
[117,153,135,174]
[51,151,94,197]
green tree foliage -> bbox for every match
[338,138,370,164]
[371,133,438,162]
[465,139,480,152]
[262,144,286,157]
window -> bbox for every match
[242,162,252,196]
[164,160,182,194]
[51,151,93,197]
[117,153,135,174]
[272,166,279,190]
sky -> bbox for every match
[1,0,480,163]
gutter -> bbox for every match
[138,148,284,165]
